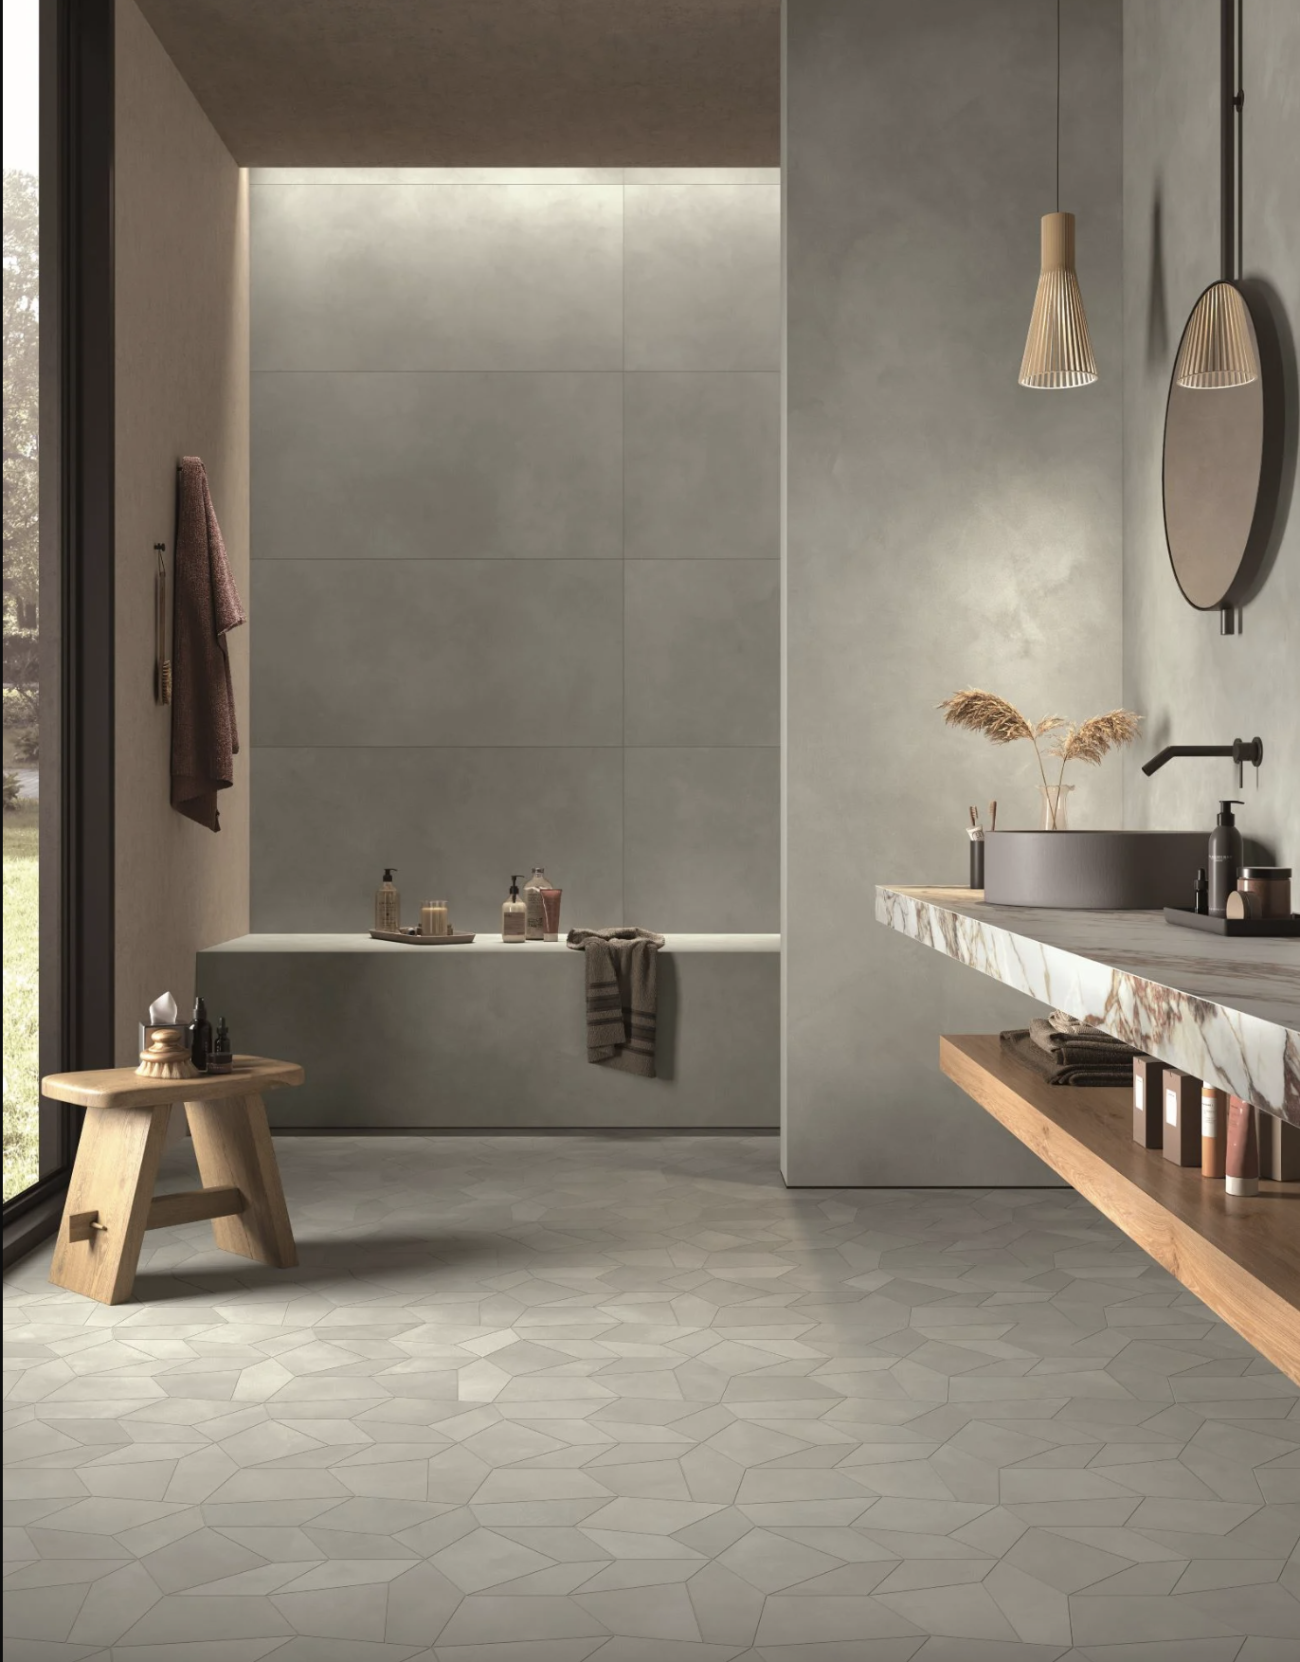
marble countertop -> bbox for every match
[876,885,1300,1122]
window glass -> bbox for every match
[4,0,43,1200]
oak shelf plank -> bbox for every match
[941,1034,1300,1383]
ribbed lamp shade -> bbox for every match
[1175,281,1259,388]
[1018,212,1098,389]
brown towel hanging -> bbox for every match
[170,457,245,831]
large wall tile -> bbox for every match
[252,560,623,747]
[253,372,622,561]
[251,183,623,369]
[625,561,779,747]
[252,747,623,932]
[624,372,779,560]
[624,184,780,369]
[623,748,779,931]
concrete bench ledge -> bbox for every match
[198,933,781,1130]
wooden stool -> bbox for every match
[41,1057,304,1305]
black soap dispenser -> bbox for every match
[1208,800,1244,918]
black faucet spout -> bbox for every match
[1141,737,1263,785]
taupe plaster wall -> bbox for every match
[783,0,1124,1184]
[1122,0,1299,851]
[248,170,780,936]
[114,0,250,1061]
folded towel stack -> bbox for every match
[1000,1012,1143,1087]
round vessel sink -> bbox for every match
[984,830,1207,910]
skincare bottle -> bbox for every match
[1208,801,1244,917]
[1200,1084,1227,1178]
[1225,1095,1260,1195]
[524,867,548,941]
[375,868,400,933]
[1132,1056,1165,1149]
[208,1017,232,1075]
[188,997,213,1072]
[1161,1068,1201,1167]
[1193,869,1209,915]
[539,885,563,942]
[502,875,526,943]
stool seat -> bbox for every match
[43,1055,304,1305]
[41,1055,304,1109]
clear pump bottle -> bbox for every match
[375,868,400,933]
[502,876,526,942]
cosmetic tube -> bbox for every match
[1225,1096,1260,1195]
[540,887,563,943]
[1200,1085,1227,1178]
[1132,1057,1165,1149]
[1161,1069,1201,1167]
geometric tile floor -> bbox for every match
[4,1133,1298,1662]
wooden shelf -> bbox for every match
[941,1034,1300,1383]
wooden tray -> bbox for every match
[1163,907,1300,937]
[369,930,477,945]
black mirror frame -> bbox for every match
[1161,277,1286,618]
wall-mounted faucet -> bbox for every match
[1141,736,1263,789]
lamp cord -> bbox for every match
[1055,0,1061,212]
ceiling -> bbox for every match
[135,0,781,167]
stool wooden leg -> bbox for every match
[49,1103,171,1304]
[184,1093,298,1269]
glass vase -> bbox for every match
[1039,783,1074,830]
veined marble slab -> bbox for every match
[876,885,1300,1124]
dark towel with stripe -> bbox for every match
[567,927,665,1077]
[1001,1028,1138,1088]
[171,457,244,831]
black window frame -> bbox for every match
[4,0,114,1249]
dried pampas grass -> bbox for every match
[938,689,1141,828]
[1047,710,1143,767]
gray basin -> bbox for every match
[984,830,1207,910]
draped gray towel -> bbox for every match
[171,457,245,831]
[566,927,665,1077]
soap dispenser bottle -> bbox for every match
[502,875,526,943]
[375,868,400,933]
[1208,801,1244,917]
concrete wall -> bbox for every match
[249,168,781,936]
[783,0,1125,1184]
[114,0,249,1062]
[1122,0,1299,850]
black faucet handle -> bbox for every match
[1232,737,1263,788]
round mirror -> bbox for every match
[1163,282,1276,612]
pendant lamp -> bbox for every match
[1018,0,1098,389]
[1175,0,1258,389]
